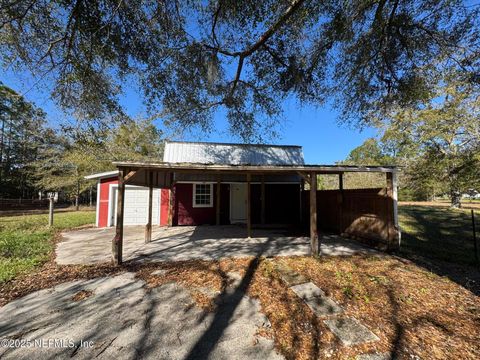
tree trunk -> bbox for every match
[450,190,462,208]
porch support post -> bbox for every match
[260,175,266,225]
[145,170,153,243]
[216,176,221,225]
[338,172,344,233]
[247,173,252,238]
[386,172,400,250]
[112,167,125,265]
[310,171,319,255]
[168,173,174,227]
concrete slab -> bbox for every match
[303,296,344,317]
[0,273,283,360]
[57,225,375,265]
[290,282,343,317]
[290,282,326,299]
[275,262,309,286]
[324,317,380,346]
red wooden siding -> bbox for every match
[174,183,217,225]
[173,183,300,226]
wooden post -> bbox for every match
[260,175,266,225]
[112,168,125,265]
[338,172,344,233]
[472,210,478,266]
[299,180,303,224]
[48,196,54,227]
[216,177,221,225]
[310,171,319,255]
[247,173,251,238]
[145,171,153,243]
[386,172,399,250]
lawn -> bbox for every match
[398,205,479,265]
[0,211,95,283]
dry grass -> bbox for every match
[71,289,94,302]
[1,254,478,359]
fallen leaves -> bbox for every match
[0,254,478,359]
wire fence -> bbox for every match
[398,205,479,267]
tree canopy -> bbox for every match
[0,83,48,198]
[382,76,480,206]
[1,0,479,140]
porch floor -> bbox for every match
[56,225,376,265]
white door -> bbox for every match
[111,186,161,226]
[230,183,247,223]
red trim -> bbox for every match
[98,177,118,227]
[160,189,170,226]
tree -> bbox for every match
[344,138,395,166]
[34,119,165,207]
[334,138,397,190]
[382,76,480,207]
[1,1,478,140]
[0,83,49,198]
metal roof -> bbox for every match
[84,170,118,180]
[163,141,304,166]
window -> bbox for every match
[193,183,213,207]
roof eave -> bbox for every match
[111,161,399,173]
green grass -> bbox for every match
[399,205,479,265]
[0,211,95,283]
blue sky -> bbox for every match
[1,69,377,164]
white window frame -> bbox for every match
[192,183,214,208]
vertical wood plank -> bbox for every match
[247,173,251,238]
[112,167,125,265]
[310,171,319,255]
[216,177,221,225]
[145,170,153,243]
[386,172,397,249]
[260,175,266,225]
[48,196,54,227]
[338,172,344,233]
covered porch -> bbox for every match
[109,162,400,265]
[57,225,377,265]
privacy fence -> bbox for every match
[303,187,398,250]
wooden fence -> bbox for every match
[303,188,397,250]
[0,198,49,211]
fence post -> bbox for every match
[48,197,54,227]
[472,210,478,266]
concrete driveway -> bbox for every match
[0,272,283,360]
[57,225,375,265]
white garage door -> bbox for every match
[111,186,161,226]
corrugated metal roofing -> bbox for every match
[163,141,304,165]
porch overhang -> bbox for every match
[109,161,400,265]
[112,161,399,176]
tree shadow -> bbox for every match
[396,206,480,295]
[183,255,262,359]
